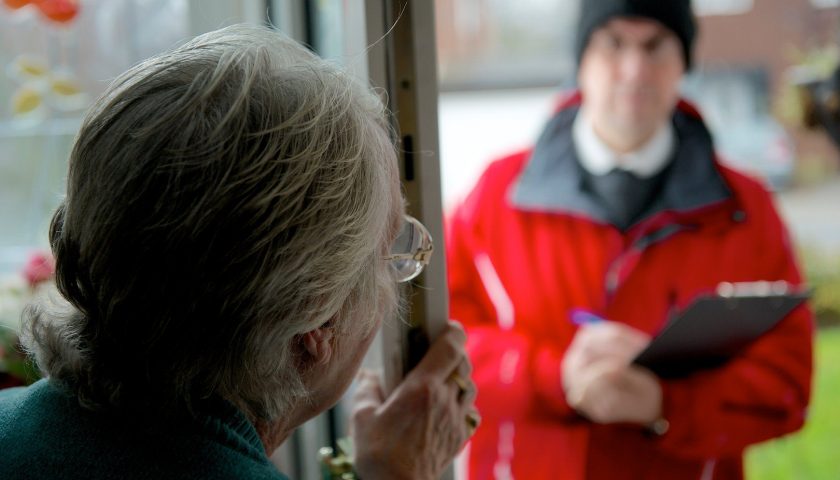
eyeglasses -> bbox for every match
[385,214,433,283]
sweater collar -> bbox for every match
[36,378,270,464]
[510,100,732,227]
[194,397,268,461]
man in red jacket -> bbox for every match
[446,1,814,478]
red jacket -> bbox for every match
[446,96,813,480]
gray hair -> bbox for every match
[22,24,401,421]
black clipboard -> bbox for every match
[632,282,810,378]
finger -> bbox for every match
[351,369,385,411]
[446,320,468,343]
[569,326,617,365]
[447,371,477,405]
[448,356,474,396]
[349,371,386,437]
[409,323,467,383]
[465,409,481,436]
[566,360,622,409]
[578,322,650,361]
[624,364,660,392]
[449,405,480,454]
[576,362,653,424]
[448,371,469,395]
[454,356,473,378]
[611,329,650,357]
[602,322,651,348]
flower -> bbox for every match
[0,251,54,387]
[22,251,55,289]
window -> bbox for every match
[436,0,579,90]
[0,0,189,274]
[811,0,840,9]
[692,0,753,16]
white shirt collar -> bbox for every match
[572,107,676,178]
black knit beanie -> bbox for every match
[575,0,697,69]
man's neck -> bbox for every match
[591,122,656,155]
[573,109,675,179]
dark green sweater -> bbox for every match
[0,380,289,480]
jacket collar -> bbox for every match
[510,95,732,227]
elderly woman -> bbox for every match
[0,25,477,480]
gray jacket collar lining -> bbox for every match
[510,105,732,227]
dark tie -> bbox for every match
[585,168,663,230]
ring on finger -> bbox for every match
[448,372,470,402]
[465,411,481,434]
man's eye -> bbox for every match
[645,38,664,54]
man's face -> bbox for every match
[578,18,685,150]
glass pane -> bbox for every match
[693,0,753,16]
[308,0,345,62]
[438,1,840,478]
[0,0,188,274]
[436,0,579,90]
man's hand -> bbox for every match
[565,360,662,425]
[350,321,478,480]
[562,320,650,392]
[562,321,661,425]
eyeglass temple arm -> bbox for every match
[385,246,433,263]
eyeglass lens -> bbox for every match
[390,215,431,283]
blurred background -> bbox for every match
[0,0,839,478]
[435,1,840,478]
[0,0,190,275]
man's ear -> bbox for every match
[300,324,335,366]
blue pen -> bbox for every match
[570,308,606,326]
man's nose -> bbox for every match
[618,48,652,82]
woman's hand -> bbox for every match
[350,321,478,480]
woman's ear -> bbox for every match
[300,324,335,366]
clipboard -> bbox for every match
[632,281,810,378]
